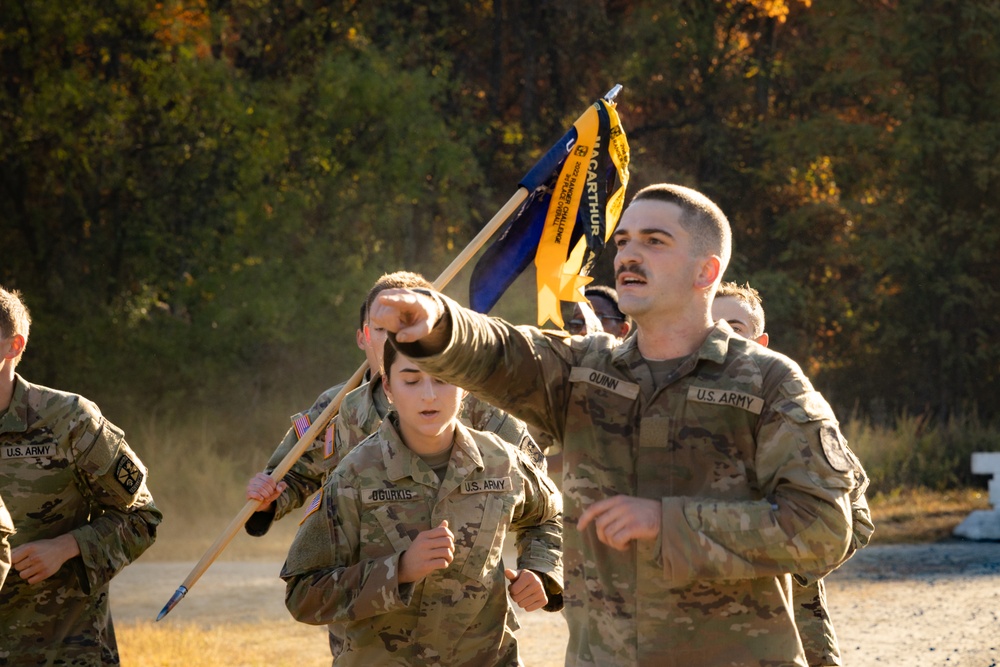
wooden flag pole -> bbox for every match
[155,186,531,621]
[156,83,624,620]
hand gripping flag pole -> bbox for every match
[156,84,625,621]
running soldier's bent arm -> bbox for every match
[246,382,346,535]
[281,464,414,625]
[72,415,161,592]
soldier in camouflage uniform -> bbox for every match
[0,494,12,591]
[713,282,874,666]
[245,272,542,660]
[370,184,868,667]
[246,272,542,532]
[282,343,562,666]
[0,287,162,665]
[245,380,350,536]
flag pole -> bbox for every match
[426,85,621,290]
[155,84,623,621]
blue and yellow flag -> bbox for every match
[469,94,630,327]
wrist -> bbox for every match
[58,533,81,562]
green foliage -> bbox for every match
[3,0,1000,438]
[847,411,1000,495]
[1,1,486,415]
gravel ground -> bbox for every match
[826,539,1000,667]
[118,539,1000,666]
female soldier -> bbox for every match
[281,343,563,666]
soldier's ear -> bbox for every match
[2,334,25,361]
[694,256,721,290]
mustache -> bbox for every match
[616,265,647,281]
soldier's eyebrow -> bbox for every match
[612,227,675,241]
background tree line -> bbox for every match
[3,0,999,438]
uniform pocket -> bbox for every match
[371,504,415,555]
[460,493,511,584]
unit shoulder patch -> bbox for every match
[115,454,144,494]
[820,423,854,473]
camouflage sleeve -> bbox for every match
[73,417,162,593]
[248,385,346,534]
[464,396,548,473]
[850,492,874,552]
[0,496,12,591]
[334,395,380,461]
[394,294,575,440]
[281,471,414,625]
[334,414,362,463]
[509,450,564,610]
[264,427,332,521]
[660,377,855,584]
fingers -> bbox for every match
[577,496,622,531]
[592,503,634,551]
[422,537,456,566]
[11,545,52,584]
[246,473,272,499]
[11,545,30,568]
[370,291,439,343]
[399,523,456,583]
[514,588,548,612]
[415,521,456,569]
[246,474,286,506]
[506,569,548,612]
[578,496,659,551]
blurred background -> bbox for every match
[3,0,998,552]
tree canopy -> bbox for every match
[3,0,997,423]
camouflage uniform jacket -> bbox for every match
[796,474,873,666]
[0,494,12,591]
[281,415,563,667]
[246,380,350,535]
[398,295,862,667]
[0,375,162,666]
[336,374,547,472]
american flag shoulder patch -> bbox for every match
[324,426,335,459]
[300,489,323,524]
[291,412,312,439]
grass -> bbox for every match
[117,621,331,667]
[866,486,990,544]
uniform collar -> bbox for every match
[611,323,733,368]
[0,374,30,434]
[380,415,484,489]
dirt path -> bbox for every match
[120,540,1000,666]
